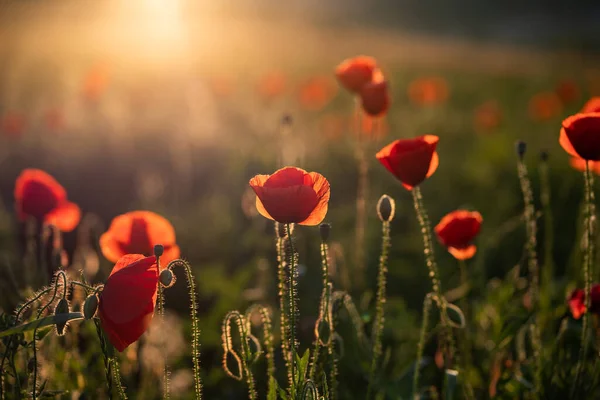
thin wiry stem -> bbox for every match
[222,311,256,400]
[286,223,298,394]
[366,220,391,400]
[111,358,127,399]
[275,222,292,387]
[572,163,595,398]
[245,305,275,394]
[539,158,554,309]
[157,284,170,400]
[166,260,202,399]
[413,293,434,399]
[94,319,113,399]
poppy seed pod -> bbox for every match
[159,268,175,288]
[154,244,164,257]
[540,150,549,162]
[83,294,99,319]
[377,195,395,222]
[516,140,527,159]
[319,223,331,242]
[54,298,70,336]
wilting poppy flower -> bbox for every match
[360,69,390,117]
[82,63,109,102]
[434,210,483,260]
[100,211,180,264]
[407,77,449,106]
[298,76,338,111]
[249,167,330,225]
[568,284,600,319]
[474,101,502,131]
[555,79,580,105]
[569,157,600,175]
[14,169,81,232]
[335,56,377,93]
[376,135,440,190]
[559,113,600,161]
[258,72,287,100]
[99,254,158,351]
[1,112,26,139]
[581,97,600,113]
[528,92,562,121]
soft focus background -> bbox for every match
[1,0,600,398]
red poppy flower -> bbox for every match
[559,113,600,161]
[555,80,580,104]
[1,112,26,139]
[100,211,180,264]
[407,77,449,106]
[569,157,600,175]
[298,76,338,111]
[376,135,440,190]
[99,254,159,351]
[581,97,600,113]
[249,167,330,225]
[434,210,483,260]
[474,101,502,131]
[359,69,390,117]
[83,63,109,102]
[528,92,562,121]
[568,284,600,319]
[258,71,287,100]
[335,56,377,93]
[14,169,81,232]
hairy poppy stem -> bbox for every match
[221,311,256,400]
[245,305,275,392]
[516,153,542,397]
[572,163,595,398]
[539,155,554,310]
[285,223,298,394]
[275,223,292,387]
[413,293,434,399]
[309,238,332,381]
[157,285,170,399]
[94,319,114,399]
[366,219,391,400]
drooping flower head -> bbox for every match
[335,56,377,93]
[581,97,600,113]
[360,69,390,117]
[249,167,330,225]
[435,210,483,260]
[100,211,180,264]
[99,254,158,351]
[14,169,81,232]
[568,284,600,320]
[376,135,440,190]
[559,113,600,161]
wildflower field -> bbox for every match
[1,2,600,399]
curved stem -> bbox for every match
[245,305,275,391]
[309,240,332,381]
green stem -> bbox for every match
[111,358,127,399]
[157,284,170,399]
[539,159,554,310]
[286,223,298,395]
[94,319,113,399]
[275,223,292,387]
[413,293,434,399]
[245,305,275,392]
[366,220,391,400]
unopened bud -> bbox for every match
[54,298,70,336]
[515,140,527,159]
[319,223,331,242]
[377,194,395,222]
[154,244,164,257]
[160,269,175,288]
[83,294,99,320]
[540,150,549,162]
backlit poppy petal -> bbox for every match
[360,78,390,117]
[435,210,483,260]
[568,289,585,320]
[99,234,129,264]
[559,128,580,157]
[44,201,81,232]
[335,56,377,93]
[299,172,330,225]
[561,113,600,161]
[448,245,477,260]
[582,97,600,113]
[160,245,181,266]
[100,306,154,352]
[426,152,439,178]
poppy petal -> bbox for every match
[100,302,155,352]
[561,113,600,161]
[160,245,181,266]
[426,152,439,178]
[99,233,127,263]
[299,172,331,226]
[44,201,81,232]
[255,196,274,221]
[560,128,581,158]
[448,245,477,260]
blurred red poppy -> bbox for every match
[249,167,330,225]
[528,92,562,121]
[569,157,600,175]
[559,113,600,161]
[555,79,580,105]
[1,112,26,139]
[474,101,502,131]
[376,135,440,190]
[83,63,109,102]
[298,76,337,111]
[100,211,180,264]
[335,56,377,93]
[581,97,600,113]
[14,169,81,232]
[568,284,600,320]
[99,254,158,351]
[258,72,287,100]
[435,210,483,260]
[359,69,390,117]
[407,77,449,106]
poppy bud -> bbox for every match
[159,268,175,288]
[83,294,99,319]
[515,140,527,159]
[540,150,549,162]
[54,298,70,336]
[154,244,164,257]
[377,195,395,222]
[315,317,332,345]
[319,223,331,242]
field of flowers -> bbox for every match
[2,5,600,398]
